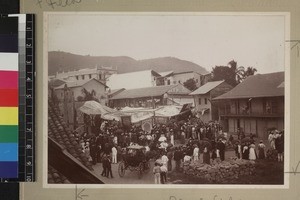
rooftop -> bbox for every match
[54,78,107,90]
[158,71,174,77]
[190,80,225,95]
[214,72,284,100]
[111,84,191,100]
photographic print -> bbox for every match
[45,12,288,186]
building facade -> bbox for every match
[55,66,116,83]
[109,84,193,108]
[213,72,284,139]
[190,80,233,123]
[54,78,108,104]
[106,70,162,90]
[157,71,211,88]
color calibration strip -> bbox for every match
[0,16,19,178]
[0,14,35,182]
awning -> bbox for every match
[79,100,115,115]
[155,105,182,117]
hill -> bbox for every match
[48,51,209,76]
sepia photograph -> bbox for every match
[45,12,288,186]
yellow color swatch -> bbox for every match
[0,107,18,125]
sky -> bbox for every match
[48,13,286,74]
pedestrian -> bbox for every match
[153,162,161,184]
[193,145,199,162]
[173,147,181,171]
[249,143,256,160]
[161,153,169,168]
[242,143,249,160]
[258,140,266,159]
[167,149,173,171]
[101,154,108,177]
[112,145,118,164]
[275,131,284,162]
[234,141,242,159]
[106,156,114,178]
[170,130,175,146]
[181,131,185,144]
[160,164,168,184]
[268,131,276,149]
[202,146,210,164]
[217,139,226,161]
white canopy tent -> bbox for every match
[79,101,120,120]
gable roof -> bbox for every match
[214,72,284,100]
[49,78,67,88]
[159,71,174,77]
[54,78,107,90]
[111,84,191,100]
[190,80,224,95]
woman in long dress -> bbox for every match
[203,147,210,164]
[242,143,249,160]
[249,143,256,160]
[258,140,266,159]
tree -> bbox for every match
[242,67,257,80]
[211,60,246,86]
[77,88,99,102]
[228,60,245,84]
[183,78,197,91]
[211,66,236,86]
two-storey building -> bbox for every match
[190,80,233,123]
[213,72,284,139]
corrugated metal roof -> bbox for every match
[214,72,284,100]
[190,80,224,95]
[111,84,190,100]
[54,78,106,90]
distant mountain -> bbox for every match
[48,51,209,76]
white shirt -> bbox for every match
[161,155,169,165]
[112,147,117,154]
[183,155,191,162]
[193,147,199,156]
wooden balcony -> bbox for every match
[219,111,284,118]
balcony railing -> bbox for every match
[219,110,284,118]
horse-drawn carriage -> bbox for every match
[118,144,151,179]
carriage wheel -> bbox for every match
[138,163,143,179]
[118,161,125,177]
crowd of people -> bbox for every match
[74,113,284,183]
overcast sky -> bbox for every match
[48,13,286,74]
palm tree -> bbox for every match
[228,60,245,84]
[243,67,257,79]
[80,88,99,102]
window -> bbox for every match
[76,76,79,80]
[205,98,207,104]
[167,80,171,85]
[89,74,92,79]
[198,98,201,105]
[81,75,85,80]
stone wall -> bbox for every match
[183,159,256,183]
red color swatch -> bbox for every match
[0,89,18,107]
